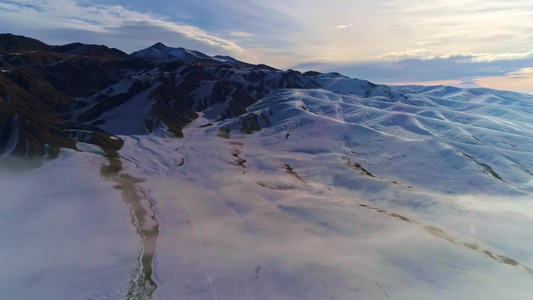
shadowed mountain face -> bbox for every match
[0,34,327,159]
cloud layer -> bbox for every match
[293,56,533,92]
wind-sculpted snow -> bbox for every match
[235,87,533,195]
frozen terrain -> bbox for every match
[0,151,139,299]
[3,81,533,299]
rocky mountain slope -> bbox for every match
[0,34,323,160]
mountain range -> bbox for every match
[0,33,316,159]
[2,33,533,299]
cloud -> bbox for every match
[470,50,533,62]
[376,48,435,61]
[295,55,515,82]
[292,55,533,92]
[271,0,533,64]
[474,67,533,92]
[375,48,533,64]
[416,41,437,46]
[229,31,253,37]
[335,24,353,29]
[0,0,246,55]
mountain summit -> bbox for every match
[131,42,214,62]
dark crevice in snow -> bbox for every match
[231,148,246,168]
[342,155,412,189]
[358,203,533,277]
[282,164,306,182]
[100,157,159,299]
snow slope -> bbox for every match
[118,84,533,298]
[3,79,533,299]
[130,43,241,65]
[0,151,139,299]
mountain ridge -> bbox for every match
[130,41,245,66]
[1,33,532,170]
[0,34,359,160]
[0,33,128,58]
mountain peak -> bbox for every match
[150,42,168,50]
[131,43,209,62]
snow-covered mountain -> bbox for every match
[2,34,533,299]
[130,42,246,66]
[130,42,211,62]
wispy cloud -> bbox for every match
[470,50,533,62]
[376,48,436,61]
[374,48,533,63]
[0,0,246,55]
[475,67,533,92]
[335,24,353,29]
[372,0,533,62]
[255,0,533,65]
[229,31,253,37]
[293,55,533,92]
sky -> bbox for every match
[1,0,533,92]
